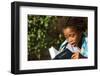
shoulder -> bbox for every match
[85,37,88,43]
[81,33,88,57]
[61,40,67,46]
[82,32,88,43]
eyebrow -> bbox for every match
[64,33,75,37]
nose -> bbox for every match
[68,38,73,44]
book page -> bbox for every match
[49,46,60,59]
[66,44,80,53]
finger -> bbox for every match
[71,54,76,59]
[71,54,79,59]
[72,56,78,59]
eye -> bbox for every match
[71,34,75,37]
[69,34,74,37]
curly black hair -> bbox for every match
[62,17,88,33]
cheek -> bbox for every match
[73,36,79,42]
[63,35,67,40]
[75,35,81,43]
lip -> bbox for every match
[70,43,76,46]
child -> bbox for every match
[55,17,88,59]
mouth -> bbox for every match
[70,43,77,46]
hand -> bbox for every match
[71,52,79,59]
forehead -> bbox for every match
[63,27,77,34]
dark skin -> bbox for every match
[63,27,82,59]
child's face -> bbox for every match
[63,27,82,47]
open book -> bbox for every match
[49,46,61,59]
[49,44,80,59]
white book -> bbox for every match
[49,46,60,59]
[49,44,80,59]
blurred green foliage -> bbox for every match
[28,15,65,60]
